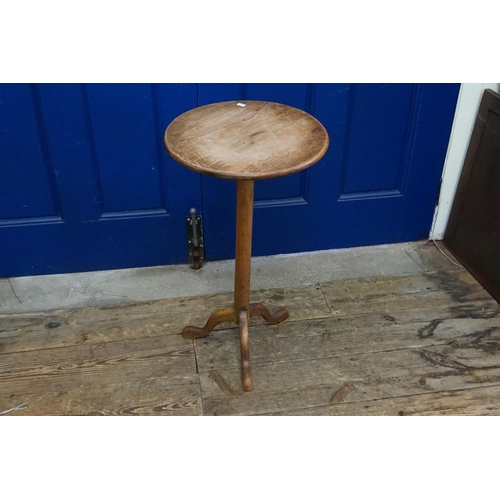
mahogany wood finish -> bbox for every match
[249,302,289,324]
[164,100,329,180]
[234,179,254,312]
[181,307,237,340]
[238,309,252,392]
[164,100,329,391]
[178,302,289,340]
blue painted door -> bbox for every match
[1,83,459,278]
[198,84,460,259]
[0,84,200,277]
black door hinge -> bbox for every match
[186,208,205,270]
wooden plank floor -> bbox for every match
[1,241,500,416]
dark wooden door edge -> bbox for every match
[444,88,500,305]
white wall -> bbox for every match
[430,83,499,240]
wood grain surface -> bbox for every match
[1,241,499,416]
[164,101,329,180]
[0,284,329,356]
[263,385,500,416]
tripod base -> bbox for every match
[181,302,289,392]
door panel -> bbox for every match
[0,84,201,277]
[0,84,60,221]
[82,84,167,213]
[198,83,460,259]
[254,171,305,205]
[340,84,415,195]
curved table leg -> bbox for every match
[238,309,253,392]
[249,302,289,324]
[181,306,237,339]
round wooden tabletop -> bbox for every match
[164,100,329,180]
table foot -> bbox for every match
[238,309,253,392]
[249,302,289,324]
[180,301,288,391]
[181,306,237,339]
